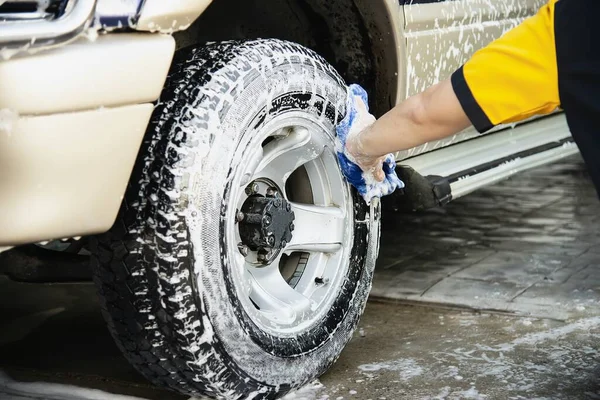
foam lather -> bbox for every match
[335,84,404,204]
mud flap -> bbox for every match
[382,165,452,212]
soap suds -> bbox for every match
[358,358,424,381]
[281,380,328,400]
[0,109,19,136]
[0,371,147,400]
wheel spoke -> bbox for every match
[247,263,313,323]
[230,118,353,331]
[239,146,264,187]
[286,203,345,253]
[254,127,325,189]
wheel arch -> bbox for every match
[174,0,400,117]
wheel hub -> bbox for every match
[238,185,295,264]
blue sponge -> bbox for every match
[335,84,404,204]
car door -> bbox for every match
[396,0,546,160]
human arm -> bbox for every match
[346,78,471,181]
[348,0,560,183]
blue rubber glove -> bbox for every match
[335,84,404,204]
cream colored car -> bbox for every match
[0,0,576,398]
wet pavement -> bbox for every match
[319,302,600,400]
[0,278,181,400]
[1,154,600,399]
[374,153,600,321]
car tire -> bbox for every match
[90,39,381,399]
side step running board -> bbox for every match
[386,114,578,211]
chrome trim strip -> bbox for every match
[0,12,53,22]
[0,0,96,48]
[450,143,579,199]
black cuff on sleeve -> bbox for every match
[451,66,494,133]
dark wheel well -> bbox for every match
[173,0,398,117]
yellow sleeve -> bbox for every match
[451,0,560,132]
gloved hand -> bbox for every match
[335,84,404,204]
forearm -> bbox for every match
[358,79,472,158]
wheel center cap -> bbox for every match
[238,188,295,262]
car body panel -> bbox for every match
[0,0,576,246]
[0,33,175,115]
[136,0,213,32]
[0,33,174,245]
[0,104,152,246]
[394,0,548,161]
[401,0,544,98]
[95,0,212,32]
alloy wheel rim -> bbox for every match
[225,112,353,336]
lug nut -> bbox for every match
[315,277,329,285]
[267,235,275,247]
[257,248,272,263]
[238,243,249,257]
[263,215,271,226]
[274,199,281,208]
[266,187,278,198]
[245,183,259,196]
[236,211,245,222]
[281,239,287,248]
[289,223,295,231]
[286,203,291,212]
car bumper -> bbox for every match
[0,33,175,246]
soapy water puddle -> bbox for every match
[0,371,326,400]
[348,316,600,400]
[358,358,423,382]
[2,313,600,400]
[0,372,325,400]
[0,371,146,400]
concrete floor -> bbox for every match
[320,302,600,400]
[1,155,600,400]
[373,154,600,321]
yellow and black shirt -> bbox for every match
[452,0,600,194]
